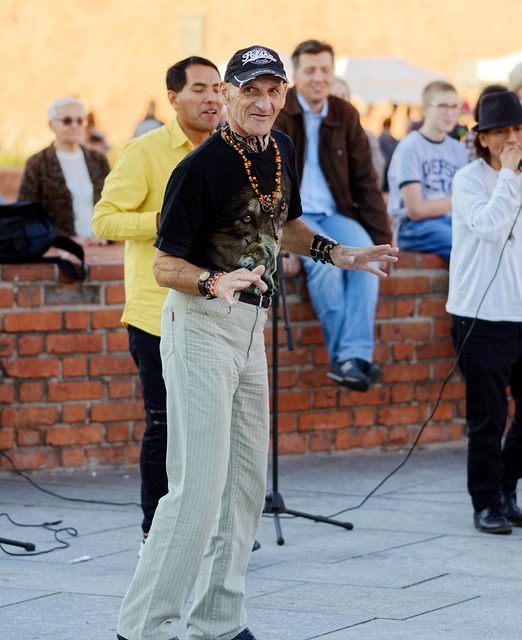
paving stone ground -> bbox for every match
[1,441,521,640]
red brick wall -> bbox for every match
[0,246,143,470]
[272,251,466,455]
[0,246,466,471]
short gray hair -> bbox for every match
[508,62,522,92]
[48,97,85,122]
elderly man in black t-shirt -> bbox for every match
[116,45,398,640]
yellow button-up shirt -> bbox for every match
[93,118,195,336]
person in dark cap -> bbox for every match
[115,44,398,640]
[462,84,508,162]
[447,90,522,535]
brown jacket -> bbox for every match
[275,87,391,245]
[17,144,110,236]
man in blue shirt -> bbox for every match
[275,40,391,392]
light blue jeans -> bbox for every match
[301,213,379,365]
[398,216,452,262]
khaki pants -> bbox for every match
[117,290,270,640]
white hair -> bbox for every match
[47,97,85,122]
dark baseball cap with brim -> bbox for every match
[224,45,288,88]
[472,91,522,131]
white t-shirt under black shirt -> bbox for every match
[56,148,94,237]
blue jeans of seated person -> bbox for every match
[300,213,379,366]
[128,325,168,535]
[398,216,452,262]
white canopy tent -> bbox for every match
[336,57,446,105]
[219,54,445,106]
[473,49,522,85]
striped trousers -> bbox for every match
[117,290,270,640]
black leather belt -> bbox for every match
[238,292,272,308]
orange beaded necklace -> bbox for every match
[221,126,282,243]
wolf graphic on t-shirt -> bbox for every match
[207,177,292,295]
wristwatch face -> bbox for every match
[198,271,211,282]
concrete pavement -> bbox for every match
[1,441,521,640]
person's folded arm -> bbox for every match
[152,250,268,306]
[401,182,452,220]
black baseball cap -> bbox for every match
[224,45,288,88]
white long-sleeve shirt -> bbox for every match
[446,158,522,321]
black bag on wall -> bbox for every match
[0,202,86,280]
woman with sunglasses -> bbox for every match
[17,97,109,244]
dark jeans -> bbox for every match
[451,315,522,511]
[128,325,168,534]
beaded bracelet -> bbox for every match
[207,272,224,299]
[310,234,340,264]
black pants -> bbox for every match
[451,316,522,511]
[128,325,168,534]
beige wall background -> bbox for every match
[2,0,522,159]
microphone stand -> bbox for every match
[263,255,353,544]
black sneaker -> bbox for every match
[351,359,383,383]
[473,504,512,534]
[327,359,370,392]
[118,636,178,640]
[232,629,257,640]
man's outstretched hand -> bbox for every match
[330,244,399,277]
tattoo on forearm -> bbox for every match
[170,266,185,278]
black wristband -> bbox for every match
[310,234,340,264]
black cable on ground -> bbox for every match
[0,449,140,507]
[0,511,78,557]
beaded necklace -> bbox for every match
[221,126,282,243]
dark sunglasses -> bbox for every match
[53,117,85,126]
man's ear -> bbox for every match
[281,83,288,107]
[218,82,230,106]
[167,90,178,109]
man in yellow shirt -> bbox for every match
[93,57,222,552]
